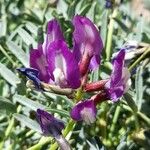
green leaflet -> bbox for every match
[0,62,20,87]
[14,114,41,133]
[6,40,29,67]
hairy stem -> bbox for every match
[105,3,119,61]
[110,104,121,134]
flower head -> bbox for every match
[70,99,96,124]
[28,19,80,89]
[36,109,64,137]
[73,15,103,75]
[105,50,131,101]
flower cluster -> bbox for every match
[71,49,131,124]
[17,15,131,148]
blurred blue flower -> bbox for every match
[16,68,41,89]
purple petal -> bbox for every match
[30,45,50,83]
[70,100,97,124]
[89,55,101,70]
[105,86,124,102]
[43,19,65,54]
[110,50,125,86]
[47,40,81,89]
[105,50,131,101]
[73,15,103,70]
[36,109,64,137]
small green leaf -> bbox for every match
[25,22,38,35]
[0,15,7,37]
[46,108,70,118]
[57,0,68,18]
[0,62,20,87]
[124,92,138,112]
[14,114,41,133]
[17,27,36,46]
[114,18,130,33]
[86,1,97,22]
[79,3,92,16]
[13,94,46,111]
[67,1,78,19]
[0,97,16,114]
[116,141,128,150]
[101,10,109,46]
[6,40,29,67]
[8,25,22,41]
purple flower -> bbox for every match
[29,20,80,89]
[73,15,103,74]
[36,109,71,150]
[36,109,64,137]
[70,100,97,124]
[105,50,131,101]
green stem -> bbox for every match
[123,105,150,126]
[6,106,22,137]
[129,47,150,71]
[75,87,83,102]
[99,103,109,140]
[110,105,121,134]
[133,112,139,130]
[0,105,22,149]
[27,137,51,150]
[105,4,119,61]
[0,45,14,64]
[138,112,150,126]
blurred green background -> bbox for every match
[0,0,150,149]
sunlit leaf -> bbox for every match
[13,94,46,111]
[0,97,16,114]
[14,114,41,133]
[6,40,29,67]
[0,62,20,87]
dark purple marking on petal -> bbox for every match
[36,109,64,137]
